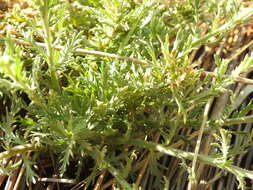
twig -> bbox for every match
[135,132,160,186]
[94,170,107,190]
[206,171,224,188]
[7,168,19,190]
[14,39,148,65]
[5,156,21,190]
[13,166,25,190]
[0,158,10,186]
[201,71,253,85]
[188,98,213,190]
[227,38,253,62]
[0,175,7,187]
[100,179,115,190]
[37,178,76,184]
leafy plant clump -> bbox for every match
[1,0,253,189]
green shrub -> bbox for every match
[1,0,253,189]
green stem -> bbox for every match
[121,139,253,180]
[222,115,253,126]
[106,162,135,190]
[0,144,37,160]
[192,7,253,48]
[40,0,60,93]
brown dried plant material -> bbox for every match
[0,0,8,11]
[0,0,20,10]
[0,0,34,17]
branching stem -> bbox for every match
[13,39,253,85]
[0,144,36,160]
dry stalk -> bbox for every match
[37,178,76,184]
[13,152,33,190]
[100,179,115,190]
[201,71,253,85]
[132,158,146,173]
[94,170,107,190]
[166,157,180,181]
[46,183,54,190]
[0,175,7,188]
[28,182,32,190]
[171,131,200,149]
[227,38,253,63]
[206,171,224,188]
[189,98,213,190]
[13,166,25,190]
[112,181,117,190]
[0,158,10,187]
[135,132,161,186]
[5,161,19,190]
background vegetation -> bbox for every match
[1,0,253,189]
